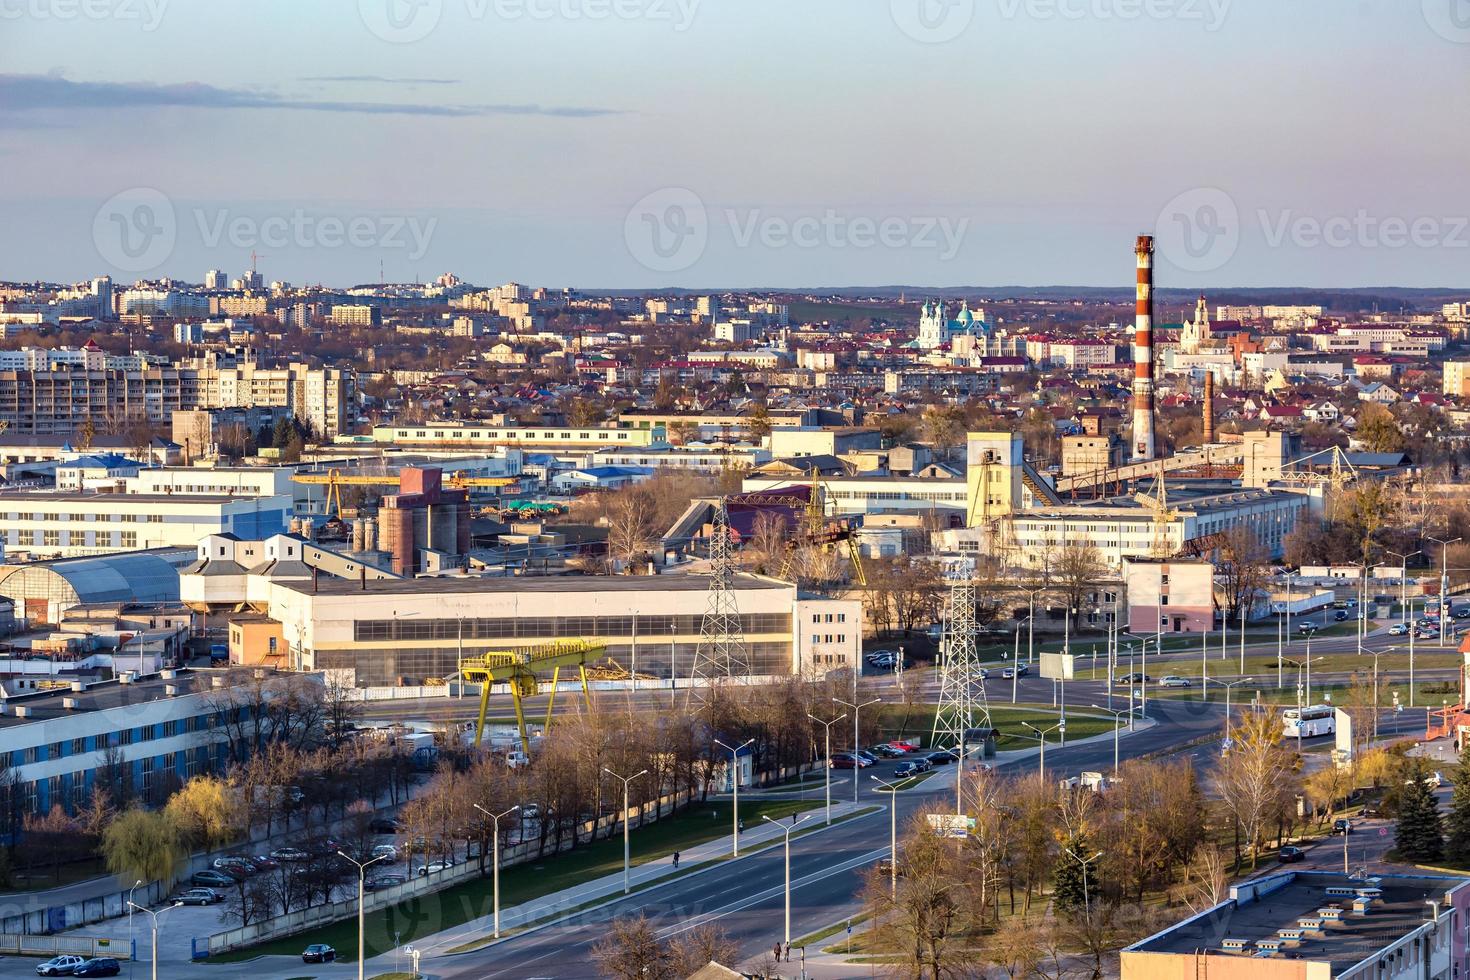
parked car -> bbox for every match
[1332,818,1353,835]
[870,744,904,758]
[1158,676,1191,688]
[1333,610,1349,621]
[1389,623,1410,635]
[829,753,860,770]
[71,959,121,978]
[213,856,257,875]
[419,859,455,875]
[270,847,310,862]
[191,870,235,888]
[1278,845,1306,863]
[174,888,221,906]
[365,873,407,891]
[369,817,402,834]
[372,844,399,863]
[36,955,86,976]
[855,750,879,766]
[926,750,959,766]
[301,944,337,964]
[1408,771,1445,788]
[1360,804,1383,818]
[912,757,933,773]
[1297,622,1318,634]
[887,740,919,753]
[894,761,921,778]
[1455,607,1470,619]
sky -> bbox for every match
[2,0,1468,290]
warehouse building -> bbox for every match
[0,549,188,625]
[264,573,861,687]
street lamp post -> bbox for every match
[1220,677,1253,727]
[1091,704,1131,774]
[126,901,182,980]
[602,767,649,895]
[869,775,902,898]
[472,802,520,938]
[126,879,143,979]
[807,712,846,825]
[1427,536,1461,646]
[763,814,810,946]
[337,850,389,980]
[1062,847,1103,917]
[1023,720,1064,781]
[713,738,754,856]
[832,696,881,804]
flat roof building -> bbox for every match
[1124,871,1469,980]
[264,573,861,687]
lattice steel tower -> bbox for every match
[931,574,992,750]
[691,500,750,683]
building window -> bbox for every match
[121,532,137,548]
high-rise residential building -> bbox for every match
[0,350,355,439]
[204,269,229,290]
[328,304,381,327]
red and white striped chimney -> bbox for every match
[1131,234,1156,461]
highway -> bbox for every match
[435,692,1229,979]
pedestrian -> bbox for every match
[672,850,680,868]
[784,942,791,962]
[773,942,782,962]
[739,819,744,833]
[791,812,797,825]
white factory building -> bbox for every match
[264,573,862,687]
[0,491,291,560]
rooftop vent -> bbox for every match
[1351,899,1373,915]
[62,697,78,710]
[13,705,31,718]
[160,669,176,680]
[119,673,133,685]
[164,684,179,697]
[211,676,224,689]
[70,681,84,693]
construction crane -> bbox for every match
[459,639,606,755]
[291,468,520,518]
[1133,463,1180,559]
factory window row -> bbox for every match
[5,512,164,523]
[9,713,220,767]
[5,530,139,548]
[353,613,792,643]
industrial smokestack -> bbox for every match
[1131,235,1157,461]
[1202,371,1216,444]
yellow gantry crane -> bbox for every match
[459,639,607,755]
[290,468,520,518]
[1134,463,1180,559]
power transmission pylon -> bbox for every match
[932,573,991,751]
[690,500,750,686]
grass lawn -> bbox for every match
[210,798,819,963]
[876,703,1113,749]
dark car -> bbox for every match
[926,750,958,766]
[1332,818,1353,835]
[302,944,336,964]
[191,869,235,887]
[369,817,402,834]
[365,873,407,891]
[1278,846,1306,863]
[1117,672,1152,683]
[72,960,121,978]
[1333,610,1348,621]
[894,761,920,778]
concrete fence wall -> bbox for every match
[0,881,165,940]
[205,785,703,956]
[0,932,131,959]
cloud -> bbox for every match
[0,74,620,120]
[299,75,461,85]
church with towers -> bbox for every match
[916,299,993,353]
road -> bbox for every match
[433,695,1229,980]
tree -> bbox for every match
[1052,832,1098,916]
[164,775,239,851]
[1444,761,1470,866]
[1357,403,1405,454]
[1054,543,1105,618]
[1215,707,1294,868]
[605,489,657,572]
[1217,527,1269,622]
[22,806,82,883]
[100,808,185,887]
[666,924,739,976]
[591,915,674,979]
[1396,758,1444,862]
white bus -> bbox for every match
[1283,704,1335,738]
